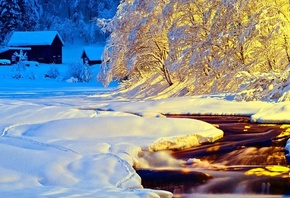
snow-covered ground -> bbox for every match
[1,45,290,197]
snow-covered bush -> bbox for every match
[45,66,60,79]
[67,62,92,82]
[66,77,79,83]
[235,67,290,101]
[29,71,37,80]
[12,62,26,79]
[11,61,39,80]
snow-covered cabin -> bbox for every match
[7,31,64,64]
[81,46,103,65]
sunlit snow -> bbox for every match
[1,45,290,198]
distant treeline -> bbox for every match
[0,0,120,44]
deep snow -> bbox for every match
[1,45,290,198]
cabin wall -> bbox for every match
[0,49,31,64]
[21,45,62,64]
[89,60,102,65]
[51,37,63,64]
[0,51,11,60]
[6,34,63,64]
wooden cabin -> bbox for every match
[7,31,64,64]
[81,46,103,65]
[0,47,31,64]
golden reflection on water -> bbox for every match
[245,165,290,177]
[143,118,290,196]
[206,146,220,152]
[244,125,251,132]
[278,124,290,139]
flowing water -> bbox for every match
[137,116,290,197]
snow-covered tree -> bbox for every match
[99,0,290,98]
[60,0,80,19]
[18,0,40,31]
[0,0,120,44]
[96,0,119,19]
[83,0,98,20]
[0,0,22,43]
[98,0,144,86]
[164,0,219,91]
[253,0,290,72]
[124,0,173,85]
[50,17,77,43]
[98,0,173,86]
[0,0,41,43]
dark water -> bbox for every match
[137,116,290,197]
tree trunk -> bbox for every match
[284,35,290,64]
[162,65,173,86]
[240,45,245,65]
[68,6,71,19]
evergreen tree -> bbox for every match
[0,0,40,43]
[84,0,97,20]
[19,0,40,31]
[0,0,120,44]
[60,0,80,19]
[96,0,119,19]
[0,0,22,43]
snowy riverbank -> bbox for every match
[1,44,290,197]
[1,87,290,197]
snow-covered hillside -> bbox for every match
[1,42,290,197]
[1,86,290,197]
[98,0,290,102]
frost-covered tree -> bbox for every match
[124,0,173,85]
[0,0,22,43]
[98,0,173,86]
[98,0,144,86]
[60,0,80,19]
[83,0,97,20]
[99,0,290,98]
[164,0,220,91]
[18,0,40,31]
[0,0,41,43]
[96,0,119,19]
[252,0,290,72]
[35,0,120,44]
[50,17,77,43]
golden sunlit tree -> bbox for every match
[253,0,290,72]
[124,0,173,86]
[98,0,290,99]
[98,0,142,86]
[98,0,173,86]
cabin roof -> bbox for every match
[81,46,103,61]
[0,47,31,54]
[8,31,64,47]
